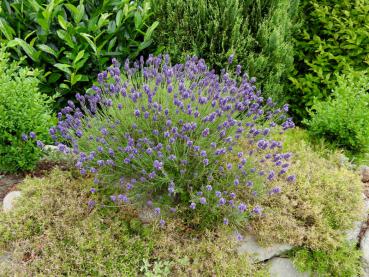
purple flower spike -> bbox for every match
[238,203,247,212]
[21,134,28,141]
[200,197,207,205]
[190,202,196,210]
[287,175,296,182]
[36,140,44,149]
[110,195,117,202]
[29,132,36,139]
[153,160,163,170]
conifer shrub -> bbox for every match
[150,0,299,103]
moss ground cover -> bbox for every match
[0,128,365,276]
[0,169,267,276]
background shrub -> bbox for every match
[0,0,158,109]
[290,0,369,120]
[305,71,369,154]
[150,0,299,103]
[0,47,54,173]
[53,55,295,229]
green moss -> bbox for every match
[291,243,362,277]
[0,169,266,276]
[251,128,364,251]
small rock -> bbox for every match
[346,196,369,243]
[2,191,21,212]
[43,145,59,152]
[0,252,11,263]
[361,229,369,275]
[237,234,293,262]
[138,208,157,224]
[269,258,310,277]
[362,166,369,183]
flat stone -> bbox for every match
[347,196,369,243]
[237,234,293,262]
[361,228,369,275]
[269,258,310,277]
[3,191,21,212]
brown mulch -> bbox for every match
[0,160,71,202]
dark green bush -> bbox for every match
[0,0,158,109]
[305,71,369,154]
[0,47,54,173]
[151,0,299,103]
[290,0,369,120]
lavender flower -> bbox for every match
[51,54,295,228]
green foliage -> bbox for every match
[0,169,267,276]
[291,243,362,277]
[290,0,369,119]
[0,0,158,108]
[251,128,364,251]
[151,0,299,102]
[305,71,369,154]
[0,46,54,173]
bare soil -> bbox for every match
[0,160,70,201]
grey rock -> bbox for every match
[362,166,369,183]
[237,234,293,262]
[346,196,369,243]
[3,191,21,212]
[138,208,157,224]
[269,258,310,277]
[0,252,11,263]
[361,228,369,276]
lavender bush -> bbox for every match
[52,55,295,228]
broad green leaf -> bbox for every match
[80,33,97,54]
[108,37,117,52]
[58,15,68,30]
[71,73,83,85]
[134,12,142,29]
[116,10,123,27]
[73,50,85,65]
[37,44,58,57]
[0,18,15,40]
[97,13,111,29]
[54,63,72,74]
[66,3,84,24]
[8,38,40,62]
[56,29,74,48]
[74,57,89,71]
[144,21,159,42]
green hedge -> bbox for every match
[0,0,158,109]
[290,0,369,120]
[151,0,299,103]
